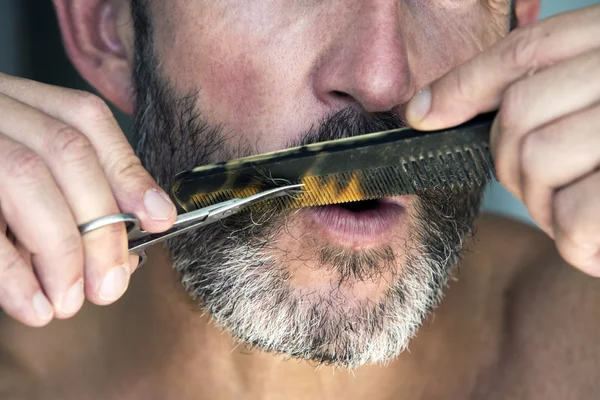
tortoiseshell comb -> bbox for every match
[171,113,496,212]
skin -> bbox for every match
[0,0,599,398]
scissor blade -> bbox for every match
[201,183,305,224]
[128,183,304,252]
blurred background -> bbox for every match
[1,0,599,225]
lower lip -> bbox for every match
[302,199,407,246]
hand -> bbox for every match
[406,6,600,276]
[0,73,176,327]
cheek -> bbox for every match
[151,4,313,153]
[155,23,271,129]
[201,51,267,126]
[196,43,299,153]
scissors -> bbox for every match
[78,184,303,266]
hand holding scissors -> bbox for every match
[78,184,303,266]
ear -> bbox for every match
[53,0,136,115]
[514,0,540,27]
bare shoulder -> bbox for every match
[476,214,600,398]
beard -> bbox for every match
[130,4,484,369]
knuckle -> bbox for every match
[48,233,83,269]
[497,85,525,135]
[53,231,84,262]
[4,146,48,182]
[108,152,144,180]
[520,132,544,181]
[499,86,519,123]
[503,26,541,70]
[50,126,95,164]
[72,91,112,122]
[84,222,127,264]
[453,67,473,103]
[101,220,127,245]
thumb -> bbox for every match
[405,77,500,132]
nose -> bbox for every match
[314,1,414,113]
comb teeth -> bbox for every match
[173,113,496,212]
[187,144,494,210]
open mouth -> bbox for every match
[304,198,408,246]
[336,199,382,212]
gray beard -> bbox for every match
[129,20,483,366]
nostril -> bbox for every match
[332,90,351,99]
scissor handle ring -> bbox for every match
[78,213,140,236]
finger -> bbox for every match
[0,93,129,307]
[2,212,34,274]
[494,49,600,144]
[553,170,600,277]
[406,5,600,129]
[0,233,54,327]
[0,134,82,319]
[519,102,600,235]
[0,74,176,232]
[5,215,35,270]
[491,50,600,201]
[12,237,33,271]
[6,217,56,327]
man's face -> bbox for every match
[130,0,510,367]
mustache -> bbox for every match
[291,107,407,148]
[133,76,408,193]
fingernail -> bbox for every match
[144,189,176,221]
[61,279,84,315]
[98,266,129,302]
[407,86,432,124]
[33,291,54,321]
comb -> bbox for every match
[171,113,496,212]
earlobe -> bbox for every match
[52,0,136,115]
[515,0,541,27]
